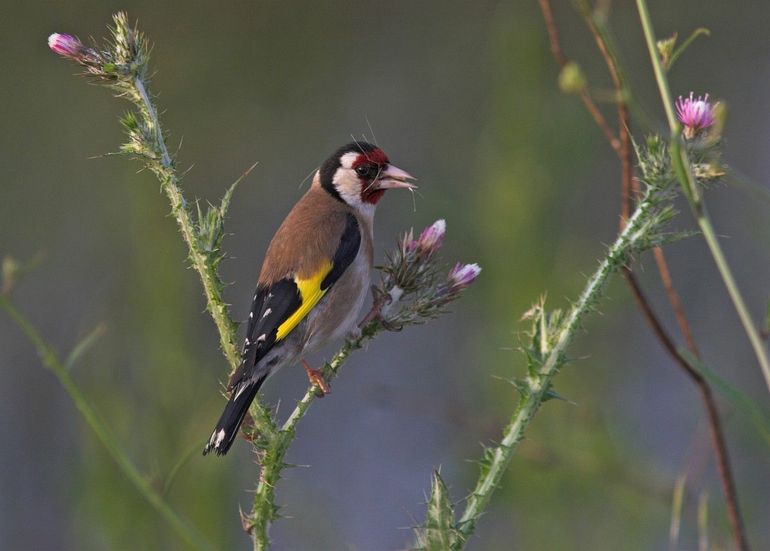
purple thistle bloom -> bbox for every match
[448,262,481,289]
[675,92,716,139]
[416,219,445,252]
[405,219,446,256]
[48,33,85,59]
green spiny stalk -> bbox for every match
[413,471,460,550]
[448,185,668,548]
[636,0,770,399]
[49,15,482,549]
[249,323,379,550]
[108,14,275,437]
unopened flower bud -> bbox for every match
[48,33,84,59]
[558,62,587,95]
[448,262,481,289]
[415,219,445,254]
[656,33,678,69]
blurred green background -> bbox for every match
[1,1,768,550]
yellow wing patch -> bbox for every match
[275,260,333,341]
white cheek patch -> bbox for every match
[333,167,363,208]
[333,151,378,218]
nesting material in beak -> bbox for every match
[376,164,417,190]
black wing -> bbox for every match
[228,213,361,389]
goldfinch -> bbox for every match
[203,142,415,456]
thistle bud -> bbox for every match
[413,219,446,255]
[448,262,481,289]
[48,33,85,59]
[558,62,587,95]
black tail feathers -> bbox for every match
[203,376,266,456]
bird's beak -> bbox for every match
[375,164,417,190]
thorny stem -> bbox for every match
[252,289,425,547]
[636,0,770,402]
[582,3,750,549]
[636,1,759,543]
[251,321,381,551]
[134,76,239,373]
[131,76,275,438]
[540,2,749,549]
[0,296,216,551]
[453,192,660,546]
[50,15,478,551]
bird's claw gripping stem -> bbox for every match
[301,358,331,396]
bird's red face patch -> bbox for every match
[353,148,389,204]
[352,148,389,169]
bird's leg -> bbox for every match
[301,358,331,396]
[358,285,388,327]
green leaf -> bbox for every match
[64,323,107,371]
[667,28,710,71]
[542,385,574,404]
[681,349,770,450]
[414,471,459,551]
[657,32,678,69]
[763,297,770,338]
[506,377,531,398]
[195,162,257,256]
[161,440,204,496]
[668,474,686,550]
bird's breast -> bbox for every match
[303,229,372,351]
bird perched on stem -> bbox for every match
[204,142,416,456]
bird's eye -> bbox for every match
[355,164,378,179]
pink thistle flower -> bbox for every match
[48,33,85,59]
[448,262,481,289]
[675,92,716,139]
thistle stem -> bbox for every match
[251,322,381,550]
[133,76,239,372]
[131,76,275,436]
[453,191,659,546]
[636,0,770,400]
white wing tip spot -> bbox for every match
[233,383,249,400]
[262,308,272,318]
[208,428,226,448]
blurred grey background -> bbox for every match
[1,1,768,549]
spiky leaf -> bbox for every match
[413,471,459,550]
